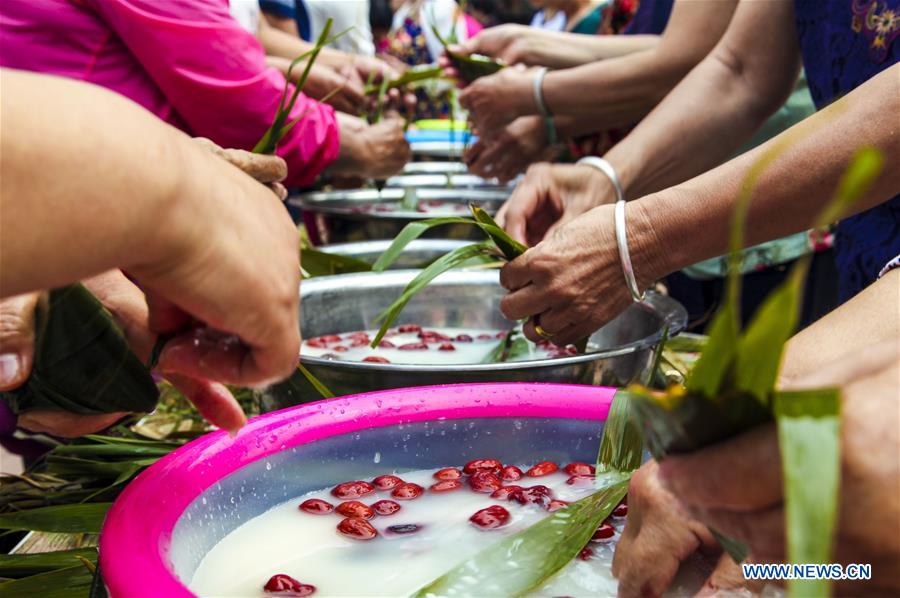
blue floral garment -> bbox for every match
[794,0,900,301]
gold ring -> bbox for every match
[534,319,554,340]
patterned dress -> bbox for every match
[794,0,900,301]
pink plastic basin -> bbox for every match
[99,383,617,597]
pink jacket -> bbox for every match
[0,0,339,187]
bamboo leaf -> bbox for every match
[371,243,495,346]
[0,284,159,416]
[596,390,644,474]
[481,329,514,364]
[0,503,111,533]
[301,248,372,278]
[470,205,527,260]
[89,558,108,598]
[371,217,475,271]
[364,65,444,95]
[0,564,94,598]
[51,444,174,459]
[774,388,841,598]
[297,364,335,399]
[431,25,505,84]
[733,265,806,401]
[683,307,739,399]
[0,549,97,578]
[663,333,708,353]
[252,20,353,154]
[413,478,628,598]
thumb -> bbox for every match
[0,292,40,391]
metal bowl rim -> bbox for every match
[299,270,686,372]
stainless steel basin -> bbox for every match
[290,188,509,244]
[320,239,472,269]
[261,270,687,411]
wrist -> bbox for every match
[332,126,369,177]
[131,136,213,280]
[627,198,675,288]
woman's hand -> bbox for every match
[131,139,301,390]
[448,25,572,68]
[496,163,618,246]
[612,460,720,597]
[458,66,535,134]
[334,117,411,180]
[658,342,900,595]
[0,272,246,437]
[464,116,559,183]
[193,137,288,199]
[499,203,648,346]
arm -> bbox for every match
[632,65,900,290]
[459,0,738,134]
[606,0,802,200]
[0,69,301,387]
[497,65,899,346]
[544,0,739,126]
[458,24,659,69]
[498,0,802,244]
[88,0,339,187]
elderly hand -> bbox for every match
[499,201,661,346]
[497,163,619,246]
[612,460,719,597]
[358,118,412,179]
[193,137,289,200]
[458,65,535,134]
[464,116,560,183]
[658,342,900,595]
[448,25,569,67]
[0,272,246,437]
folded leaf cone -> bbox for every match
[0,284,159,415]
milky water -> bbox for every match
[302,327,573,365]
[189,467,623,597]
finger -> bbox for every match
[543,209,582,240]
[492,153,523,184]
[499,284,554,322]
[658,425,782,512]
[145,292,192,334]
[157,327,299,388]
[498,250,536,291]
[541,320,592,347]
[462,139,484,167]
[218,149,288,184]
[269,182,288,201]
[469,139,506,177]
[18,410,127,438]
[166,374,246,432]
[695,553,753,597]
[615,545,682,598]
[500,178,544,245]
[531,306,572,336]
[82,270,156,355]
[698,505,786,563]
[0,292,41,390]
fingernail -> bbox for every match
[0,353,22,387]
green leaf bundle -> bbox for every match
[0,284,158,416]
[430,25,505,84]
